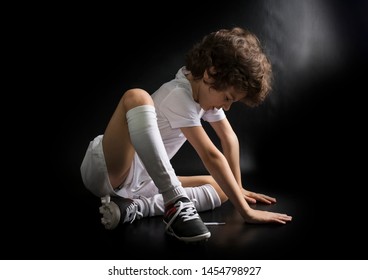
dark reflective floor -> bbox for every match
[5,171,365,261]
[59,191,301,260]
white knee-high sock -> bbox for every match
[126,105,186,205]
[134,184,222,217]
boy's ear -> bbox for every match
[204,67,217,81]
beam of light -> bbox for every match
[260,0,344,96]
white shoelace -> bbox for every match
[165,200,199,230]
[123,203,143,224]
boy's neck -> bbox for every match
[184,72,200,102]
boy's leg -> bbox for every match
[134,182,222,217]
[101,176,223,229]
[102,89,210,241]
[126,105,184,204]
[178,175,228,204]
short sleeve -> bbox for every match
[202,108,226,122]
[159,88,202,128]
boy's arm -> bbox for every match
[180,125,252,219]
[208,118,242,185]
[209,118,276,204]
[180,125,291,224]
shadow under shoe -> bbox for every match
[99,195,143,230]
[163,197,211,242]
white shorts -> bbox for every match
[80,135,159,199]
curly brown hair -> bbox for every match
[185,27,272,107]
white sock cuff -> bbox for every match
[184,184,221,212]
[162,186,186,205]
[126,105,156,121]
[204,184,221,209]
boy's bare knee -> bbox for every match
[122,88,154,111]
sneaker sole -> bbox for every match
[99,201,121,230]
[164,221,211,242]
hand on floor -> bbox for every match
[243,208,292,224]
[242,188,277,204]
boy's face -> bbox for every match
[197,71,246,111]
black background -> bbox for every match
[4,0,367,259]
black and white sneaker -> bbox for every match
[99,195,143,230]
[163,197,211,242]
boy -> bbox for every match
[80,27,292,243]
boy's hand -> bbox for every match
[244,208,292,224]
[242,188,277,204]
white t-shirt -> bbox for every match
[152,66,226,159]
